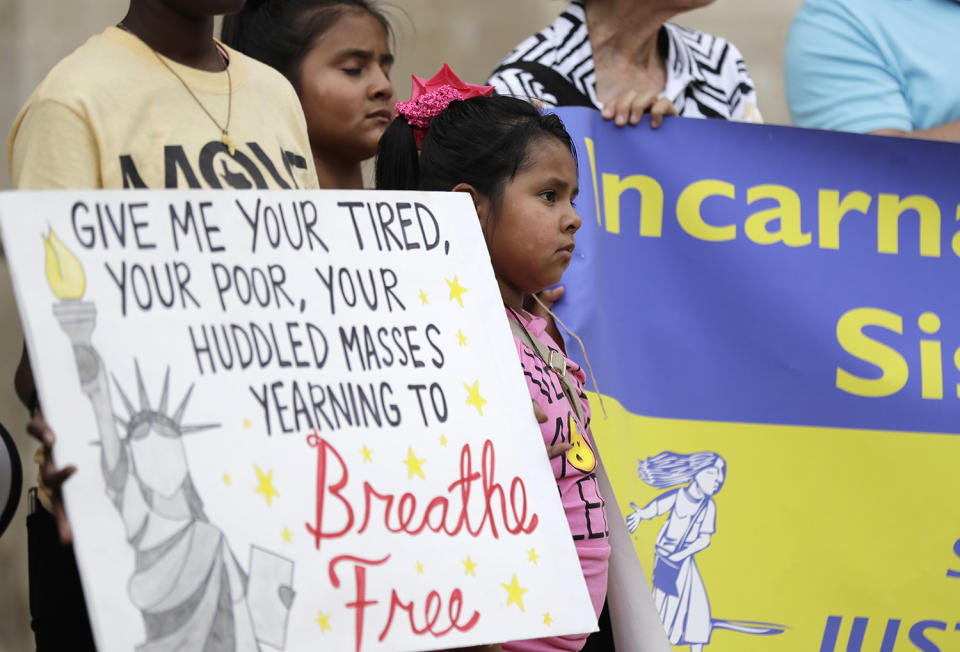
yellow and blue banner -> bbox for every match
[551,107,960,652]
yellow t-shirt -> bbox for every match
[9,26,318,190]
[10,27,319,510]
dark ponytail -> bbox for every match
[221,0,392,93]
[375,118,420,190]
[375,95,575,207]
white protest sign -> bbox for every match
[0,189,596,652]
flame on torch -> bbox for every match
[44,229,85,299]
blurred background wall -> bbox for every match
[0,0,802,647]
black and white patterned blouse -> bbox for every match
[487,0,762,122]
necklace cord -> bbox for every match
[116,22,233,150]
[530,292,608,419]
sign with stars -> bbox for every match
[1,189,597,651]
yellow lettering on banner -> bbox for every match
[586,156,958,260]
[877,194,941,257]
[952,205,960,258]
[745,184,811,246]
[584,138,602,226]
[918,312,943,400]
[836,307,908,397]
[601,173,663,236]
[676,180,736,241]
[818,190,872,250]
[954,347,960,399]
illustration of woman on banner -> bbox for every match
[626,451,786,649]
[626,451,724,650]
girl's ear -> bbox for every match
[452,183,492,230]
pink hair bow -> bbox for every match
[394,63,494,148]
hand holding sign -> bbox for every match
[26,413,75,544]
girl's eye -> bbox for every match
[539,190,557,202]
[343,68,362,76]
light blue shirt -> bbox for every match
[785,0,960,133]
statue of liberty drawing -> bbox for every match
[626,451,787,650]
[44,229,295,651]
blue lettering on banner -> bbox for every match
[818,616,960,652]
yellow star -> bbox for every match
[447,276,468,307]
[527,548,541,565]
[502,573,528,612]
[418,289,429,304]
[416,561,424,574]
[314,610,331,632]
[462,556,477,576]
[439,434,448,447]
[463,380,487,415]
[222,473,231,486]
[361,445,373,462]
[457,329,468,346]
[243,418,251,428]
[404,446,425,480]
[254,464,279,506]
[282,527,292,543]
[543,612,553,626]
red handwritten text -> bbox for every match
[330,554,480,652]
[305,432,539,551]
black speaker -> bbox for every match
[0,421,22,538]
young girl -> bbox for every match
[377,88,609,651]
[222,0,396,189]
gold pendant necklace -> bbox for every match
[118,23,235,155]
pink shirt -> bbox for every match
[505,308,610,650]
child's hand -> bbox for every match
[529,286,564,314]
[26,412,75,544]
[533,400,548,424]
[601,90,678,128]
[532,400,571,459]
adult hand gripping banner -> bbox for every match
[550,107,960,652]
